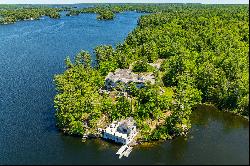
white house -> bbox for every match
[103,117,137,145]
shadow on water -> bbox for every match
[192,104,249,132]
[168,136,189,161]
[128,105,249,165]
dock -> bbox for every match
[123,146,133,157]
[116,145,128,155]
[116,145,133,159]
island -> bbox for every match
[53,4,248,147]
[0,5,64,24]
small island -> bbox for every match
[96,10,115,20]
[53,3,249,153]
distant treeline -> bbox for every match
[0,5,69,24]
[66,3,249,20]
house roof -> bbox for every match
[117,117,136,134]
[104,117,136,137]
[105,69,155,84]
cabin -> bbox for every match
[105,69,155,90]
[103,117,137,145]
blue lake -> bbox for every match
[0,10,249,165]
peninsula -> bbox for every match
[53,4,249,144]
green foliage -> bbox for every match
[0,7,62,24]
[94,45,118,76]
[54,54,104,136]
[75,50,92,68]
[97,10,115,20]
[132,57,153,72]
[64,56,73,69]
[68,121,85,135]
[54,4,249,140]
[111,96,132,120]
[141,41,158,63]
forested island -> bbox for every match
[52,4,249,143]
[0,5,64,24]
[66,7,115,20]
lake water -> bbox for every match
[0,10,249,165]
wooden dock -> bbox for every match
[123,146,133,157]
[116,145,133,159]
[116,145,127,155]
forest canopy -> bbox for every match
[53,4,249,141]
[0,5,64,24]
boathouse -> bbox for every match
[103,117,137,145]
